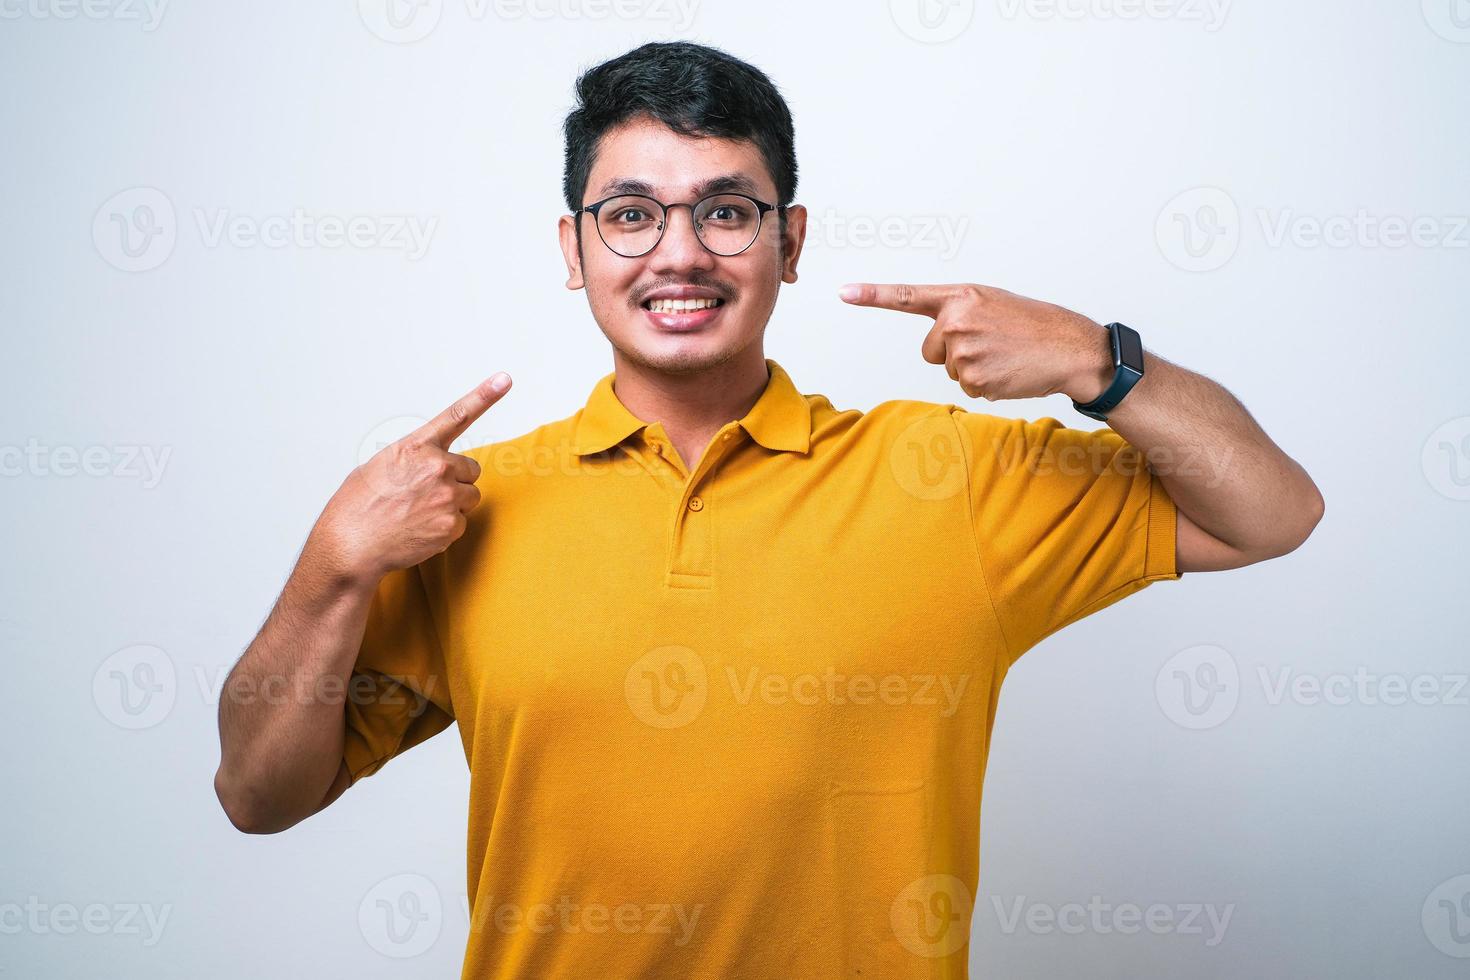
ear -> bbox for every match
[558,213,585,290]
[779,204,807,285]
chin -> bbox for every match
[619,332,744,376]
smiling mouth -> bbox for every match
[641,297,726,313]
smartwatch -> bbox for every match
[1071,321,1145,422]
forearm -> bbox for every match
[213,375,501,833]
[1071,347,1324,558]
[214,531,379,833]
[837,281,1323,560]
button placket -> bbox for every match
[665,424,740,587]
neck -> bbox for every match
[609,346,771,466]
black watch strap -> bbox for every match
[1071,322,1145,422]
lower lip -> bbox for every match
[642,301,725,332]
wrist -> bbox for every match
[302,522,384,597]
[1064,320,1115,403]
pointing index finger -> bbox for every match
[415,372,512,449]
[839,282,959,318]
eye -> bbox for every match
[613,208,652,224]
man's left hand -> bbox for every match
[840,282,1116,404]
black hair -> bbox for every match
[562,41,798,248]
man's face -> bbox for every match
[558,115,806,376]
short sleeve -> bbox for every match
[342,563,455,784]
[949,408,1180,667]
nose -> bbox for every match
[647,203,716,274]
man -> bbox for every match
[214,41,1323,978]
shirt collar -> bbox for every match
[571,357,812,456]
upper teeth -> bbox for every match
[648,297,721,313]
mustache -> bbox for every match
[634,280,736,304]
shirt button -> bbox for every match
[687,496,704,512]
[649,442,663,455]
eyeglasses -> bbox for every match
[574,192,788,258]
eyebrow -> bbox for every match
[596,172,762,200]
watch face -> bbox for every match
[1116,324,1143,370]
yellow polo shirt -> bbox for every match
[343,357,1179,978]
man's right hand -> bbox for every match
[311,372,513,585]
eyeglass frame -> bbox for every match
[573,192,791,258]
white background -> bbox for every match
[2,0,1468,976]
